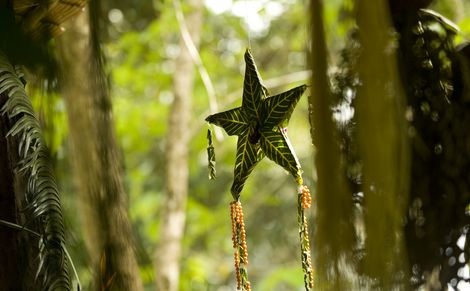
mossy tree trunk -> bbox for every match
[57,8,143,291]
[355,0,410,287]
[309,0,410,289]
[154,0,203,290]
[308,0,355,289]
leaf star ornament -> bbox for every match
[206,49,307,200]
[206,49,313,291]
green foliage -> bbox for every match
[311,1,470,289]
[105,2,315,289]
[395,6,470,288]
[48,1,320,289]
[0,52,70,290]
[25,0,469,290]
[29,90,68,159]
[257,266,303,290]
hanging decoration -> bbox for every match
[207,128,216,179]
[206,49,313,290]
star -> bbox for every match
[206,49,307,200]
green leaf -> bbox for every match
[262,84,307,128]
[242,49,267,120]
[205,107,247,136]
[419,9,460,35]
[260,129,301,181]
[231,131,264,199]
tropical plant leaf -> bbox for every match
[205,108,248,136]
[231,131,264,199]
[262,84,307,128]
[260,129,302,181]
[242,49,268,120]
[0,51,70,290]
[207,128,216,179]
[419,9,459,35]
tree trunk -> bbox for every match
[0,89,23,290]
[57,9,143,291]
[154,1,203,290]
[355,0,410,287]
[308,0,355,289]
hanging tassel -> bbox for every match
[207,128,216,180]
[230,200,251,291]
[298,185,313,290]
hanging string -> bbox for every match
[298,185,314,290]
[244,0,251,49]
[230,200,251,291]
[207,127,216,180]
[173,0,223,140]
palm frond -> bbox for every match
[0,51,70,290]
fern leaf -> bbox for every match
[0,51,70,290]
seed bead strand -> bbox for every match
[230,202,237,248]
[234,202,249,264]
[236,202,251,290]
[239,220,248,264]
[230,200,251,290]
[298,185,314,290]
[302,217,314,288]
[234,251,241,289]
[301,185,312,209]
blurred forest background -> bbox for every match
[48,1,319,289]
[2,0,470,290]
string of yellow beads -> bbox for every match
[230,202,237,248]
[234,251,241,289]
[298,185,314,289]
[300,185,312,209]
[230,200,251,290]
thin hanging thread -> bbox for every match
[173,0,224,140]
[244,0,251,49]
